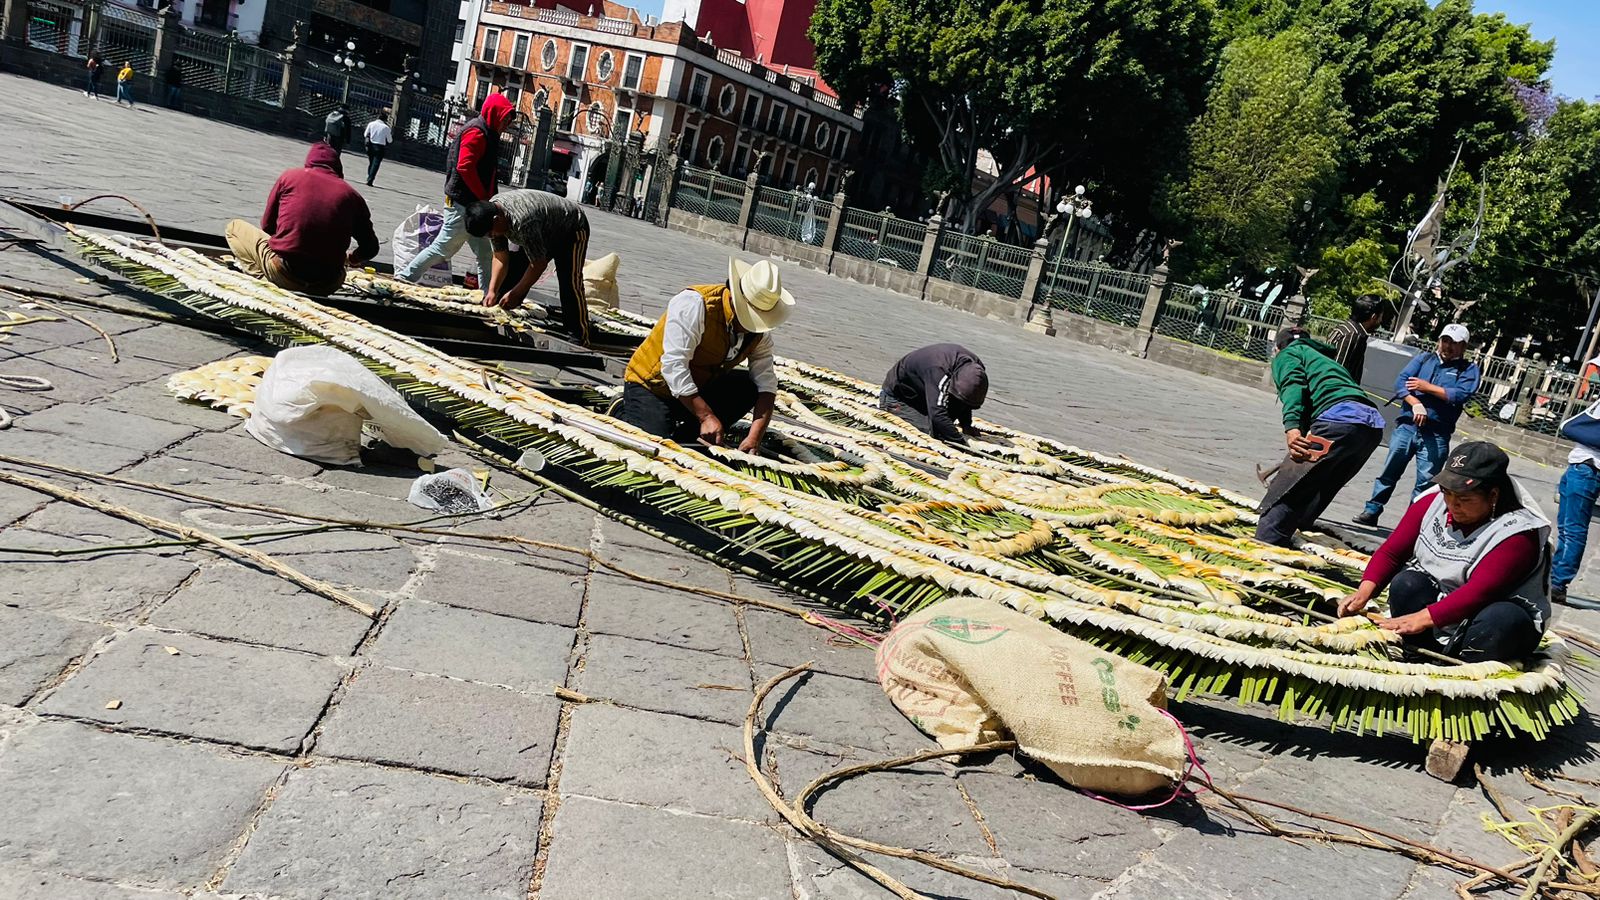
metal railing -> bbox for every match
[1041,259,1150,328]
[835,209,921,270]
[25,0,87,57]
[670,165,746,224]
[750,187,830,245]
[1155,285,1285,362]
[933,231,1031,299]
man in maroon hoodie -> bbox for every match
[395,92,514,288]
[225,142,379,296]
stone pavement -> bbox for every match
[2,71,1600,899]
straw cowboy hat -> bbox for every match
[727,257,795,333]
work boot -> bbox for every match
[1552,587,1600,611]
[1352,510,1379,527]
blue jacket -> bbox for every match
[1393,352,1481,435]
[1561,399,1600,451]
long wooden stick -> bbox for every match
[1521,810,1598,899]
[0,469,375,618]
[744,664,926,900]
[0,289,118,362]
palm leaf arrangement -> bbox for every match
[68,228,1582,745]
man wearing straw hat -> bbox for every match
[619,257,795,452]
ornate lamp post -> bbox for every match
[1049,184,1093,290]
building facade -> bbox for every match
[461,0,861,202]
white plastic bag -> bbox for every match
[408,468,493,514]
[245,346,448,466]
[393,204,453,287]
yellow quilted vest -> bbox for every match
[624,284,759,398]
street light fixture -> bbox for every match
[333,38,366,70]
[1051,183,1094,288]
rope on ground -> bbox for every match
[0,287,117,361]
[0,468,376,618]
[0,453,876,646]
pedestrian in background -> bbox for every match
[84,52,103,99]
[1257,327,1384,546]
[324,104,351,152]
[1324,294,1391,382]
[1551,397,1600,608]
[163,62,183,109]
[395,92,513,290]
[1353,323,1482,526]
[115,61,135,107]
[362,108,393,187]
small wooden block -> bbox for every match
[1425,738,1472,781]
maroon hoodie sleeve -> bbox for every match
[261,174,286,234]
[456,128,490,201]
[349,196,379,263]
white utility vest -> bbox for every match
[1408,484,1552,634]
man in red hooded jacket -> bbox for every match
[225,142,379,296]
[395,92,514,288]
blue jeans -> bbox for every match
[1363,423,1450,518]
[115,83,134,106]
[1552,462,1600,589]
[395,202,492,286]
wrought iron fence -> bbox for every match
[750,186,830,245]
[670,165,745,224]
[1040,259,1150,328]
[836,208,922,270]
[401,93,449,147]
[98,2,156,74]
[933,231,1032,299]
[25,0,87,57]
[1154,284,1285,361]
[296,61,393,125]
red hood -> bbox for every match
[305,142,344,179]
[480,92,514,133]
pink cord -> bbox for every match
[1077,708,1215,812]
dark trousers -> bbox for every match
[619,374,758,443]
[365,145,384,185]
[551,211,592,346]
[86,73,101,97]
[878,389,930,432]
[1386,568,1542,663]
[1255,420,1383,546]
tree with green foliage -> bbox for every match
[1176,27,1348,286]
[809,0,1214,239]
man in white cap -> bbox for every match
[619,257,795,451]
[1353,323,1482,526]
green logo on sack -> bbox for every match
[1091,657,1124,715]
[926,616,1009,645]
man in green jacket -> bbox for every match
[1256,328,1385,546]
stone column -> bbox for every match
[1132,262,1171,359]
[1017,238,1052,334]
[278,22,307,114]
[83,0,105,55]
[150,7,179,78]
[656,153,681,228]
[822,190,846,272]
[738,170,759,247]
[916,215,943,277]
[2,0,28,46]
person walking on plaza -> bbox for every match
[465,189,592,345]
[84,53,104,99]
[1549,397,1600,608]
[1352,324,1481,526]
[362,108,393,187]
[224,142,378,296]
[115,61,135,107]
[1256,328,1384,547]
[879,344,989,445]
[619,257,794,452]
[1323,294,1390,382]
[1337,442,1552,663]
[323,104,352,152]
[163,62,183,108]
[395,92,514,290]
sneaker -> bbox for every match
[1352,511,1379,527]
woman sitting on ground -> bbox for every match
[1337,441,1552,663]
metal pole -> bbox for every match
[1574,282,1600,364]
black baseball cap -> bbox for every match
[1433,441,1510,492]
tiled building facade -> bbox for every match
[462,1,861,201]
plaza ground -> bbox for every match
[1,71,1599,899]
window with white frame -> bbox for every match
[732,143,749,174]
[803,167,818,188]
[503,83,521,106]
[558,95,577,129]
[717,83,737,115]
[453,19,464,42]
[567,42,589,80]
[480,28,500,64]
[741,93,761,128]
[689,70,710,107]
[681,124,700,161]
[790,111,808,144]
[613,106,634,139]
[766,103,785,134]
[781,158,796,185]
[814,120,831,149]
[510,34,529,70]
[833,129,849,159]
[621,52,644,90]
[474,78,492,108]
[541,39,557,70]
[596,50,615,82]
[706,135,725,168]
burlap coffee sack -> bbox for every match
[876,595,1185,796]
